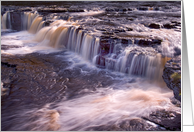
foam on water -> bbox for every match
[8,78,178,131]
[70,10,104,16]
[1,31,63,55]
[1,4,181,130]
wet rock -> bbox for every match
[37,8,68,13]
[135,39,162,46]
[174,47,181,56]
[128,8,133,11]
[102,31,114,35]
[126,27,133,31]
[121,39,129,45]
[18,8,32,12]
[96,28,106,32]
[162,55,181,101]
[148,23,160,29]
[87,118,166,131]
[105,8,128,12]
[113,28,126,33]
[154,7,161,11]
[170,97,181,107]
[44,20,54,26]
[142,109,181,131]
[1,62,17,68]
[105,8,115,12]
[100,43,110,55]
[67,8,84,12]
[138,7,148,11]
[163,23,176,29]
[171,21,181,26]
[1,82,10,97]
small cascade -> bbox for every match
[22,12,44,33]
[2,11,11,29]
[33,19,165,82]
[34,20,100,62]
[95,46,167,82]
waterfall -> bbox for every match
[98,46,167,82]
[30,18,165,82]
[2,11,11,29]
[22,12,44,33]
[1,10,166,82]
[4,11,164,81]
[34,21,100,62]
[34,21,165,81]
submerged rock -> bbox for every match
[162,55,181,101]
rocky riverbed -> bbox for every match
[1,51,181,131]
[1,1,181,131]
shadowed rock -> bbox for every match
[148,23,160,29]
[163,55,181,101]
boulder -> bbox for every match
[142,109,181,131]
[148,23,160,29]
[162,55,181,101]
[163,23,176,29]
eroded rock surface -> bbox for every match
[163,55,181,101]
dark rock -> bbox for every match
[18,8,32,12]
[95,55,106,68]
[106,8,128,12]
[3,12,23,31]
[121,39,129,45]
[162,55,181,101]
[163,23,176,29]
[102,31,114,35]
[128,8,133,11]
[170,97,181,107]
[113,28,125,33]
[105,8,115,12]
[67,8,84,12]
[135,39,161,46]
[37,8,68,13]
[1,62,17,68]
[138,7,148,11]
[136,39,152,46]
[171,21,181,26]
[174,47,181,56]
[126,27,133,31]
[148,23,160,29]
[99,43,110,55]
[142,109,181,131]
[86,117,166,131]
[154,7,161,11]
[96,28,106,32]
[44,20,54,27]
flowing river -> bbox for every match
[1,1,181,131]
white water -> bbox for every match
[2,11,11,29]
[9,75,178,131]
[1,12,181,131]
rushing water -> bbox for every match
[1,1,181,131]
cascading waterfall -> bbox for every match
[22,12,45,33]
[2,11,11,29]
[32,18,166,82]
[96,46,166,82]
[1,10,167,82]
[2,10,167,82]
[1,2,181,131]
[1,11,45,32]
[34,20,100,62]
[2,12,166,82]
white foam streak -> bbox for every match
[54,85,173,131]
